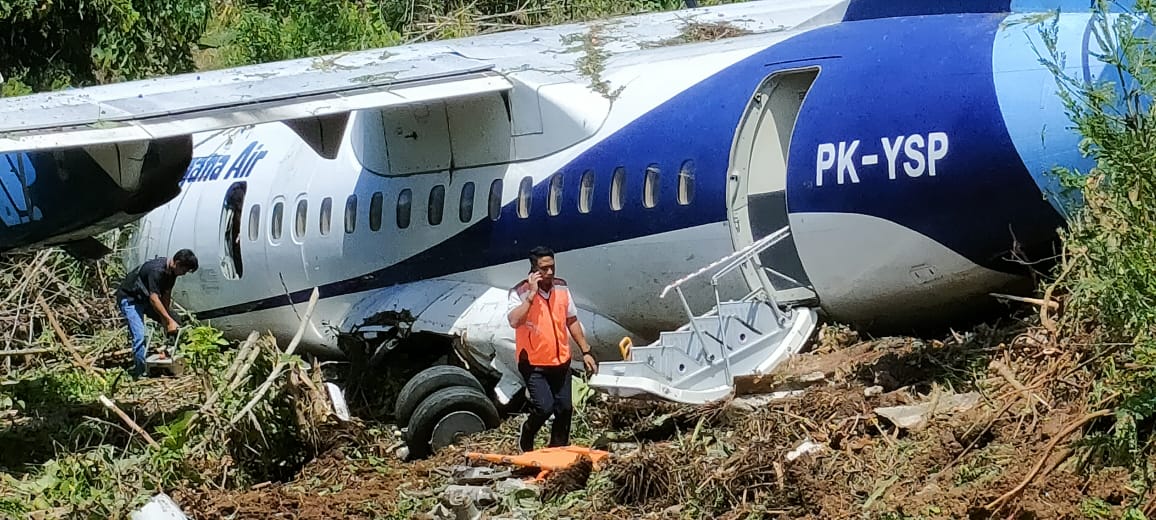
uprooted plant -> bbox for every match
[152,289,358,487]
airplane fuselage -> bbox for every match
[125,1,1106,396]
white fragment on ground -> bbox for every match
[798,371,826,383]
[727,390,805,412]
[874,391,982,431]
[864,385,884,397]
[495,478,540,497]
[786,439,825,461]
[325,382,351,421]
[444,485,498,508]
[130,493,188,520]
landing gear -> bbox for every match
[393,364,485,425]
[396,364,502,459]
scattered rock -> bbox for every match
[864,385,884,397]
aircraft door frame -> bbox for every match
[726,66,821,305]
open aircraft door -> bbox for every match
[726,67,821,306]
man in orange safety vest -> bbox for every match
[507,246,598,452]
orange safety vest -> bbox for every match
[511,278,572,367]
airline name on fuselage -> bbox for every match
[180,141,268,185]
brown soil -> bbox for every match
[170,322,1141,519]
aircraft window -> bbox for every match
[678,160,695,205]
[610,167,625,211]
[644,164,660,209]
[248,204,260,241]
[344,195,357,234]
[548,174,563,216]
[488,179,502,221]
[271,201,284,241]
[319,197,332,236]
[398,189,412,229]
[429,184,445,226]
[370,192,383,231]
[517,176,533,219]
[578,170,594,214]
[460,182,475,223]
[294,199,308,240]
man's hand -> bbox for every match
[526,271,542,293]
[582,352,598,375]
[165,319,179,336]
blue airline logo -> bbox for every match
[181,141,269,185]
[0,153,42,228]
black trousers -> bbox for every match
[519,362,573,452]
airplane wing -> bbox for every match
[0,52,512,153]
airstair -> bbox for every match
[587,226,819,405]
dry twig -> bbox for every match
[984,409,1110,512]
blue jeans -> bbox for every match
[118,297,149,377]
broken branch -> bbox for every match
[0,347,53,357]
[989,293,1060,310]
[984,409,1110,512]
[228,287,319,427]
[98,394,159,449]
[36,295,94,372]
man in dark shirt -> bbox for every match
[115,249,199,377]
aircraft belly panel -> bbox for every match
[788,211,1023,329]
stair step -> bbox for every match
[599,358,667,381]
[590,306,820,405]
[630,344,709,379]
[658,330,717,361]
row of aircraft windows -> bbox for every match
[247,161,697,242]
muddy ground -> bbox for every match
[157,317,1145,520]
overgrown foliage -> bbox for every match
[1034,0,1156,507]
[0,0,210,94]
[1,0,731,96]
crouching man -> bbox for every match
[507,246,598,452]
[115,249,199,378]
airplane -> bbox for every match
[0,0,1127,457]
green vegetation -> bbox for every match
[1034,0,1156,514]
[0,0,739,97]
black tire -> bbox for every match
[393,364,485,425]
[405,386,500,459]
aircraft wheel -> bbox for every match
[404,386,500,459]
[393,364,485,425]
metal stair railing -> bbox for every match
[657,225,792,384]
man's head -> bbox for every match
[528,246,555,289]
[171,249,199,276]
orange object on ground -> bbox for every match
[466,445,611,480]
